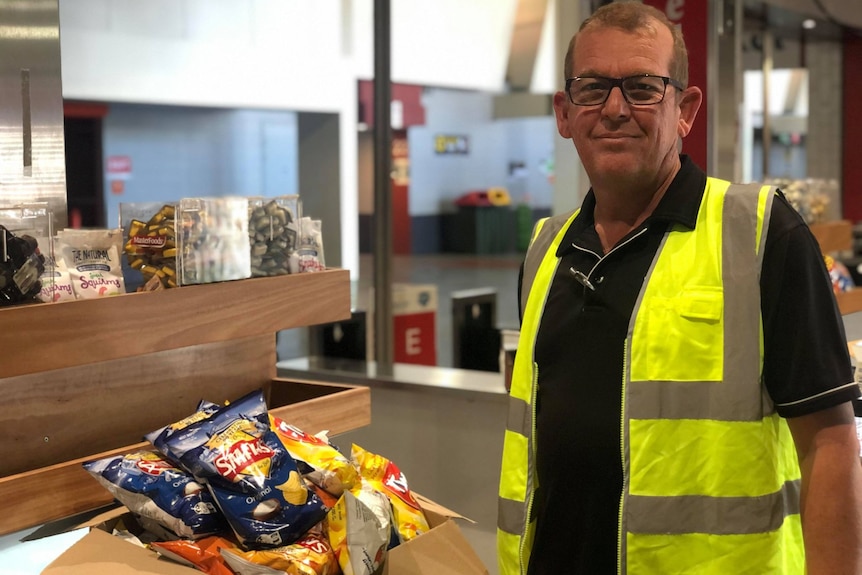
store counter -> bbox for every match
[277,356,508,397]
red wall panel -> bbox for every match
[842,32,862,222]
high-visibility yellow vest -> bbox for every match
[498,178,805,574]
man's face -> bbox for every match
[553,23,699,189]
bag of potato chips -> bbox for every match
[350,444,430,544]
[269,416,358,497]
[221,531,340,575]
[163,390,328,549]
[327,483,391,575]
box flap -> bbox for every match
[414,492,474,523]
[41,528,197,575]
[383,519,489,575]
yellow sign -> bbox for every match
[434,134,469,155]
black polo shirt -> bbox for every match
[525,156,858,575]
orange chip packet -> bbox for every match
[351,443,430,544]
[151,535,239,575]
[221,532,340,575]
[270,415,358,496]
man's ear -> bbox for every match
[553,91,572,139]
[677,86,703,138]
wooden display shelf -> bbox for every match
[0,378,370,536]
[0,269,350,379]
[0,269,371,536]
[836,289,862,316]
[809,219,853,254]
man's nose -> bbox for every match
[602,86,630,117]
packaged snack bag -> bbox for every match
[83,450,226,539]
[145,399,222,463]
[164,390,328,549]
[221,531,339,575]
[350,444,430,544]
[36,240,74,303]
[269,416,358,497]
[327,484,391,575]
[57,228,125,298]
[152,535,240,575]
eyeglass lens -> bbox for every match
[569,75,669,106]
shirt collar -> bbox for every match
[556,155,706,257]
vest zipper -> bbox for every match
[618,338,629,575]
[519,361,540,575]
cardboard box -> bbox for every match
[41,495,489,575]
[384,494,489,575]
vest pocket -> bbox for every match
[634,288,724,382]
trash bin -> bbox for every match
[452,287,500,372]
[516,204,533,251]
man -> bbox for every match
[497,3,862,574]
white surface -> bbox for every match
[0,527,88,575]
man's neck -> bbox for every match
[590,162,680,253]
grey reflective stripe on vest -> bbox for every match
[520,212,575,317]
[627,182,775,422]
[627,479,801,535]
[507,395,531,436]
[497,393,535,537]
[498,496,527,536]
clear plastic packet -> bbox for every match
[120,202,178,292]
[295,217,325,273]
[178,197,251,285]
[248,196,301,277]
[56,228,126,298]
[0,205,51,306]
[36,237,74,303]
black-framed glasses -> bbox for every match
[565,74,684,106]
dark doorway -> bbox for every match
[64,103,106,228]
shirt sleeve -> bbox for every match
[760,193,859,418]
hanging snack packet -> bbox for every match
[82,450,226,539]
[152,535,240,575]
[36,240,74,303]
[327,484,391,575]
[221,531,340,575]
[145,399,222,463]
[164,390,328,549]
[351,444,430,544]
[295,218,325,273]
[57,228,126,298]
[269,416,358,497]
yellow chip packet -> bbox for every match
[270,415,359,496]
[350,443,430,543]
[221,532,339,575]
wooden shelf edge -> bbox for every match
[837,289,862,316]
[0,269,351,379]
[810,220,853,254]
[0,382,370,537]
